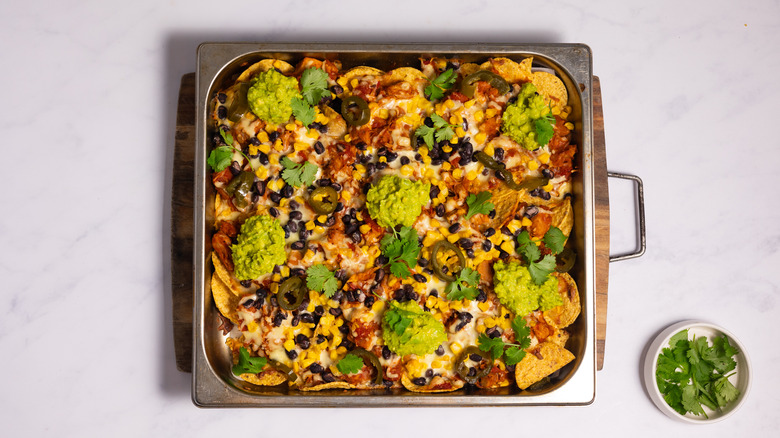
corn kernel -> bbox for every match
[400,164,413,177]
[377,108,389,119]
[265,123,277,133]
[538,153,550,164]
[483,143,495,156]
[455,127,466,137]
[521,217,533,227]
[359,224,372,234]
[543,182,554,192]
[447,234,459,243]
[500,240,514,253]
[441,162,451,171]
[478,301,491,312]
[255,166,268,179]
[305,221,315,231]
[341,191,352,202]
[449,137,458,144]
[473,110,484,123]
[259,143,271,154]
[450,342,462,355]
[283,339,296,350]
[285,123,296,132]
[565,122,574,130]
[269,154,279,165]
[344,134,352,142]
[452,168,463,179]
[314,226,325,234]
[466,170,478,181]
[306,129,319,139]
[528,160,539,171]
[474,132,487,144]
[273,140,284,152]
[247,321,259,332]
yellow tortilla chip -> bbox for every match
[382,67,427,86]
[298,381,354,392]
[531,71,568,108]
[211,274,240,324]
[322,105,347,138]
[548,329,570,348]
[236,58,294,82]
[550,199,574,238]
[543,272,580,329]
[481,57,533,84]
[400,374,462,393]
[338,66,385,92]
[458,62,480,78]
[211,252,240,296]
[489,186,519,230]
[240,371,288,387]
[514,342,575,390]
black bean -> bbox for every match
[429,185,440,199]
[431,158,444,166]
[269,192,282,204]
[482,240,493,252]
[483,227,496,238]
[350,232,362,243]
[458,238,473,249]
[501,226,513,236]
[435,345,445,356]
[229,161,241,176]
[486,327,502,339]
[376,162,388,171]
[467,367,477,377]
[300,313,314,325]
[393,289,406,302]
[288,210,302,221]
[298,228,310,240]
[412,377,427,386]
[296,334,311,350]
[313,141,325,154]
[280,184,293,198]
[334,202,344,213]
[253,180,266,196]
[400,156,410,166]
[331,182,342,191]
[425,369,434,378]
[413,273,427,284]
[321,371,336,383]
[448,223,461,234]
[364,295,375,308]
[429,289,438,298]
[476,289,487,302]
[239,280,251,288]
[288,220,300,233]
[329,307,342,317]
[330,84,344,95]
[217,93,227,104]
[339,339,355,351]
[542,168,554,179]
[309,362,324,374]
[488,209,496,219]
[469,353,483,362]
[382,346,392,360]
[375,255,389,266]
[435,204,446,217]
[494,147,505,162]
[466,249,475,259]
[291,268,305,277]
[286,349,298,359]
[217,106,227,119]
[374,269,385,282]
[386,152,398,163]
[316,334,327,344]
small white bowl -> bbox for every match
[643,320,751,424]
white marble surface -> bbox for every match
[2,0,779,436]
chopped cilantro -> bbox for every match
[232,347,267,375]
[476,317,531,365]
[291,97,316,126]
[465,191,495,220]
[516,230,556,284]
[280,156,318,188]
[380,226,420,279]
[306,264,338,298]
[445,267,480,300]
[424,68,456,101]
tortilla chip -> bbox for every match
[458,62,480,78]
[489,186,519,230]
[550,198,573,238]
[400,374,462,393]
[548,329,570,348]
[531,71,568,108]
[241,371,288,387]
[211,274,240,324]
[338,66,385,92]
[382,67,427,86]
[298,381,354,391]
[322,105,347,138]
[211,252,240,296]
[543,272,580,329]
[236,59,294,82]
[481,57,533,84]
[514,342,575,390]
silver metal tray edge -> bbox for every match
[192,43,595,407]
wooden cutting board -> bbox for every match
[171,74,611,373]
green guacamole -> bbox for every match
[231,215,287,280]
[492,260,561,317]
[501,83,552,150]
[366,175,430,228]
[246,69,301,125]
[382,300,447,356]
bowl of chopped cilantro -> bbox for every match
[643,320,751,423]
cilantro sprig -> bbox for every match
[656,330,740,418]
[414,114,456,149]
[424,68,456,101]
[380,226,421,279]
[291,68,331,126]
[207,128,252,172]
[465,191,495,220]
[280,156,318,188]
[232,347,268,375]
[477,316,531,366]
[445,267,480,300]
[534,111,556,146]
[306,264,339,298]
[516,228,564,285]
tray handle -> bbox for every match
[608,172,646,262]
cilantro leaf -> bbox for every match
[219,127,234,146]
[542,227,566,255]
[465,191,495,220]
[207,146,234,172]
[306,264,338,298]
[300,68,331,106]
[528,254,556,285]
[511,316,531,350]
[336,354,365,375]
[291,97,316,126]
[380,226,420,279]
[384,307,413,336]
[445,267,480,300]
[714,374,739,405]
[414,114,457,149]
[424,69,456,101]
[280,156,318,188]
[477,333,505,361]
[681,384,706,417]
[534,116,555,146]
[504,346,526,366]
[232,347,267,375]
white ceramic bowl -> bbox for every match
[643,320,751,424]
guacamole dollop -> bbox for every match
[382,300,447,356]
[246,69,301,125]
[501,83,553,150]
[366,175,430,228]
[231,215,287,280]
[492,260,561,317]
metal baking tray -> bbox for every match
[192,43,595,407]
